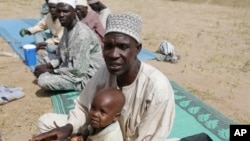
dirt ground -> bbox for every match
[0,0,249,140]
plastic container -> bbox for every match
[23,44,36,66]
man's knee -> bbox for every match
[46,44,58,53]
[38,113,56,133]
[37,73,52,89]
[38,113,68,133]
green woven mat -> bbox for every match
[168,81,235,141]
[50,81,235,141]
[50,90,80,114]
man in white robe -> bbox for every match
[30,12,177,141]
[20,0,64,55]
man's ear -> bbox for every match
[136,43,142,55]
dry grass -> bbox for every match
[176,0,250,7]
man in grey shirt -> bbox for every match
[34,0,103,91]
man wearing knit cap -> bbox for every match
[30,13,176,141]
[33,0,103,91]
[57,0,76,9]
[19,0,64,62]
[87,0,111,29]
[76,0,105,47]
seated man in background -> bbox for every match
[75,0,105,47]
[40,0,49,20]
[87,0,111,29]
[20,0,64,60]
[34,0,103,91]
[29,13,176,141]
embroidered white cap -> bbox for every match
[76,0,88,6]
[58,0,76,8]
[48,0,58,4]
[105,13,142,43]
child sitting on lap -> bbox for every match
[71,87,125,141]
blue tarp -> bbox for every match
[0,18,157,71]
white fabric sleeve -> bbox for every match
[28,16,48,34]
[136,78,176,141]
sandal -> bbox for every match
[0,85,24,105]
[0,85,23,92]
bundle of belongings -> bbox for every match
[0,85,24,105]
[157,40,180,63]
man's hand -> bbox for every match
[29,124,73,141]
[34,64,53,78]
[36,42,48,51]
[19,28,31,37]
